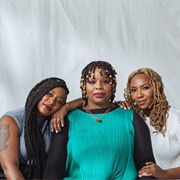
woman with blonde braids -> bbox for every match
[123,68,180,179]
[44,61,155,179]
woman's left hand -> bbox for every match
[139,162,168,179]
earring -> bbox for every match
[82,90,87,106]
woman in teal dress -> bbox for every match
[44,61,155,179]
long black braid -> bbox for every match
[80,61,117,106]
[24,77,69,178]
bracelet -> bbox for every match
[66,103,71,111]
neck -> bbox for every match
[143,108,152,117]
[87,102,111,110]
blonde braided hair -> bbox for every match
[124,68,169,136]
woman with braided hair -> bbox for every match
[44,61,155,180]
[0,77,69,179]
[120,68,180,179]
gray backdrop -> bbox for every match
[0,0,180,115]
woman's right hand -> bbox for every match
[50,98,83,133]
[50,103,69,133]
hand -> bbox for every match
[139,162,168,179]
[50,103,69,133]
[116,100,131,110]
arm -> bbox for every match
[43,116,69,179]
[50,98,82,132]
[0,116,24,180]
[139,123,180,179]
[133,112,156,179]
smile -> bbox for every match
[43,104,52,111]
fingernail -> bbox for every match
[128,107,130,109]
[61,124,64,127]
[124,107,126,110]
[51,129,54,132]
[56,130,58,133]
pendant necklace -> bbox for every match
[85,104,111,123]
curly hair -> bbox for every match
[80,61,117,106]
[124,68,169,136]
[24,77,69,178]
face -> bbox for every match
[37,87,67,117]
[130,74,154,110]
[86,67,113,109]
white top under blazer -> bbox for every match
[145,107,180,169]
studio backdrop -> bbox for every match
[0,0,180,115]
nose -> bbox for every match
[137,89,143,98]
[95,81,103,89]
[48,98,55,106]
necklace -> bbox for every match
[85,104,111,123]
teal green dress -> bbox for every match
[65,107,136,179]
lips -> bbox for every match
[94,93,105,98]
[43,103,52,111]
[136,100,146,106]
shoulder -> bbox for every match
[1,106,25,118]
[113,104,134,115]
[68,108,82,116]
[133,111,148,128]
[0,106,25,130]
[168,106,180,125]
[169,107,180,117]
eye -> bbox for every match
[130,88,136,93]
[102,79,110,84]
[57,99,64,105]
[87,80,95,85]
[48,92,53,97]
[142,86,150,90]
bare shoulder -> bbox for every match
[0,115,19,127]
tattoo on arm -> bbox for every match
[0,125,10,151]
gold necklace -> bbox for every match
[85,104,111,123]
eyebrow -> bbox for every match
[130,83,151,87]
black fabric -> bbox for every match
[43,117,69,179]
[0,167,5,179]
[133,111,156,179]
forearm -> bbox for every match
[44,118,69,179]
[165,167,180,179]
[3,165,24,180]
[67,98,82,111]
